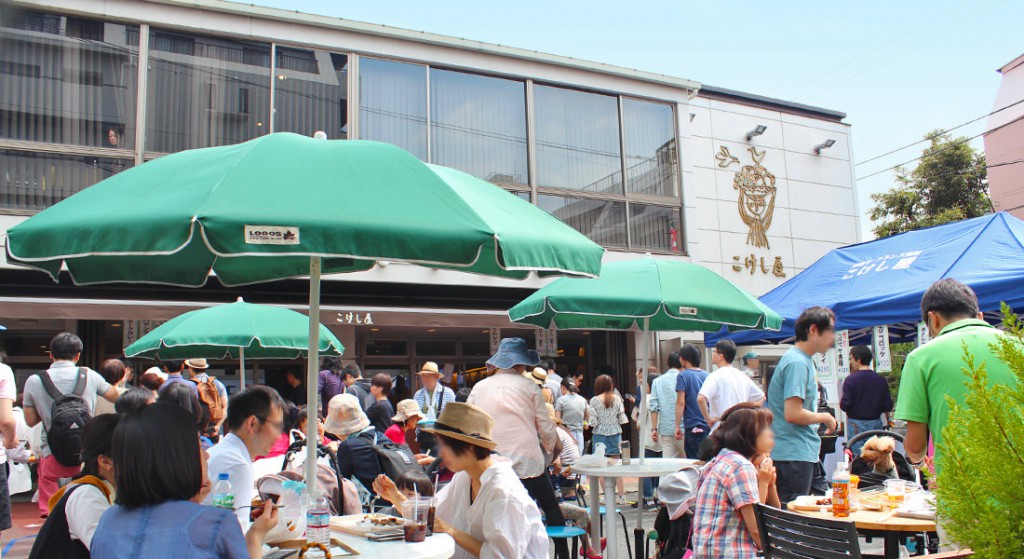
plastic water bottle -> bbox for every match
[832,461,851,518]
[212,473,235,510]
[305,489,331,557]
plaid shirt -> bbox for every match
[692,450,760,559]
[414,385,456,421]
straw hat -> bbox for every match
[184,358,209,370]
[423,402,497,450]
[523,367,548,386]
[417,361,442,376]
[392,399,424,423]
[323,394,370,437]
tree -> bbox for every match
[938,305,1024,558]
[869,131,990,238]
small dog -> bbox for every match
[859,435,899,479]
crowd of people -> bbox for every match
[0,278,1015,558]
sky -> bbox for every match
[246,0,1022,238]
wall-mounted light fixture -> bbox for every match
[814,139,836,154]
[745,125,767,141]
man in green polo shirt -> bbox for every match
[895,278,1019,473]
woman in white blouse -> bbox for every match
[373,402,547,559]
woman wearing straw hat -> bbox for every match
[373,403,547,559]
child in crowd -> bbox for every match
[691,402,780,559]
[379,469,435,518]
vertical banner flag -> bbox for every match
[835,330,851,378]
[814,350,837,385]
[917,322,931,347]
[545,329,558,357]
[535,329,548,357]
[123,320,161,350]
[489,328,502,355]
[873,325,892,373]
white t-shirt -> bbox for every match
[0,363,15,464]
[204,433,254,532]
[698,366,765,430]
[66,480,115,550]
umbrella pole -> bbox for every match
[305,257,322,492]
[239,347,246,391]
[636,317,650,558]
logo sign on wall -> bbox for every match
[834,330,851,378]
[733,146,777,249]
[123,320,162,350]
[873,325,892,373]
[535,328,558,358]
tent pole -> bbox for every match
[239,347,246,391]
[305,257,322,492]
[639,317,649,466]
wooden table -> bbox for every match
[787,503,937,559]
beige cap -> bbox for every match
[417,361,442,376]
[392,399,424,423]
[323,394,370,437]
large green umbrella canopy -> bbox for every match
[6,132,604,492]
[509,257,782,332]
[6,133,603,284]
[124,298,342,356]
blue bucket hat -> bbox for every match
[486,337,541,370]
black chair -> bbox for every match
[755,504,863,559]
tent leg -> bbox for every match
[638,317,649,467]
[239,347,246,391]
[305,257,322,492]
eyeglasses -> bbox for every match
[256,416,285,433]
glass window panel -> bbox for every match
[415,340,457,356]
[623,99,678,198]
[538,194,626,248]
[629,203,682,252]
[0,149,131,210]
[146,29,270,153]
[534,85,622,194]
[461,340,490,357]
[274,47,348,139]
[430,69,527,187]
[0,9,138,148]
[358,58,426,159]
[364,339,408,356]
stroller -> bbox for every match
[843,429,918,490]
[276,434,361,515]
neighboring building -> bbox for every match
[0,0,857,395]
[985,54,1024,219]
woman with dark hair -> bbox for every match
[374,403,547,559]
[91,403,279,559]
[588,374,627,503]
[114,387,155,414]
[160,382,213,449]
[138,367,167,396]
[692,402,779,559]
[94,359,127,415]
[28,414,120,558]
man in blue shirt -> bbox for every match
[649,353,685,458]
[673,343,710,458]
[766,307,839,505]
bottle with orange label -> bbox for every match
[832,461,851,517]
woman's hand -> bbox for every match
[433,516,452,536]
[755,455,775,487]
[248,500,280,540]
[415,454,434,467]
[372,474,404,505]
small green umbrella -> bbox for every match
[124,298,344,389]
[6,132,604,491]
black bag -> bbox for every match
[38,368,91,467]
[27,483,90,559]
[816,382,836,437]
[653,506,693,559]
[366,432,424,481]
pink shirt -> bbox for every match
[384,424,406,445]
[467,369,558,479]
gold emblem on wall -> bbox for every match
[733,147,776,249]
[715,146,740,168]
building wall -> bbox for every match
[985,54,1024,219]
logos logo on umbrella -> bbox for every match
[244,225,300,246]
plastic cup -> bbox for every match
[401,499,430,542]
[885,479,906,506]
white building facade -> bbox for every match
[0,0,858,394]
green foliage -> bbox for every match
[936,304,1024,558]
[869,130,990,238]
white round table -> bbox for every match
[573,458,694,559]
[329,528,455,559]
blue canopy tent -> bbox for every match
[706,212,1024,345]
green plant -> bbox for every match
[937,305,1024,558]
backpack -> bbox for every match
[654,507,693,559]
[36,369,91,467]
[190,376,225,427]
[365,432,424,481]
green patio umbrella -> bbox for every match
[124,298,344,389]
[5,132,605,490]
[510,256,779,549]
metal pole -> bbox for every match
[305,257,322,491]
[239,347,246,391]
[636,317,650,557]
